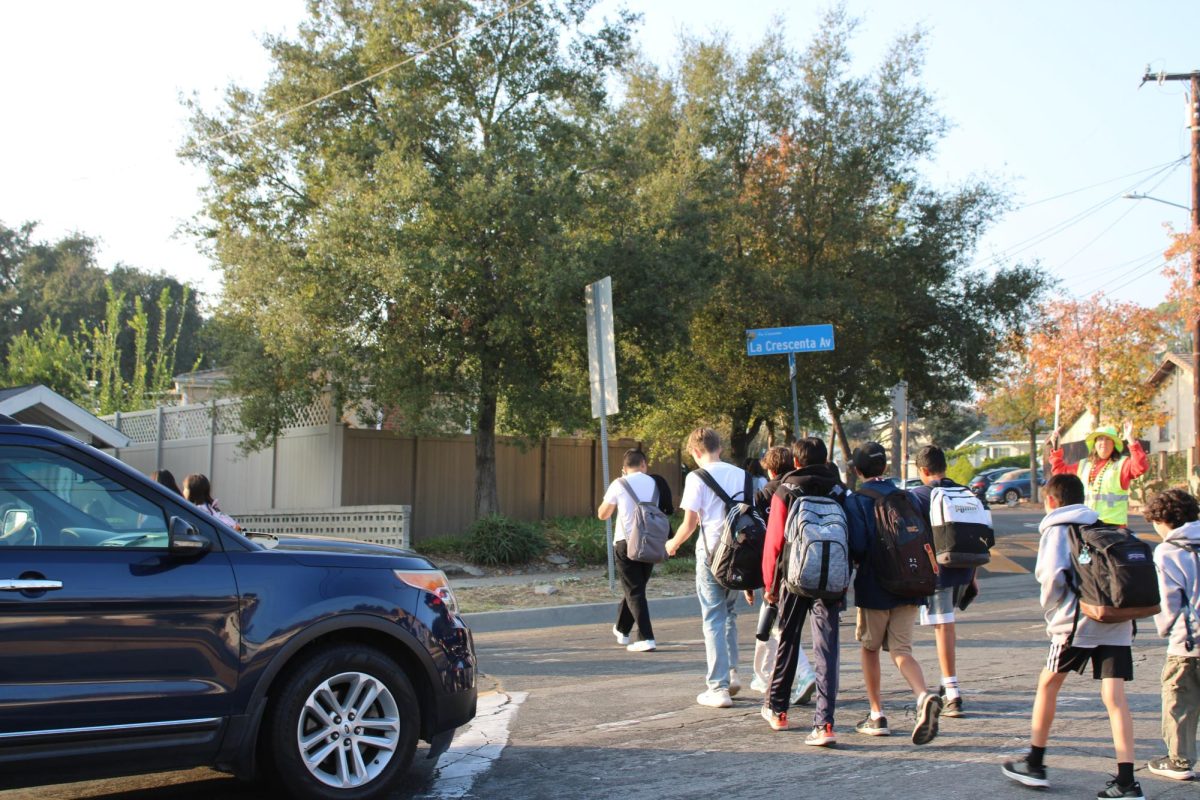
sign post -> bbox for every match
[586,277,618,593]
[746,324,835,442]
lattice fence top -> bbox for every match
[104,395,333,444]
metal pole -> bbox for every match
[1190,74,1200,478]
[788,352,801,441]
[208,399,217,481]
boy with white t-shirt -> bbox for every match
[666,427,751,708]
[597,449,661,652]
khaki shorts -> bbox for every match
[856,605,920,655]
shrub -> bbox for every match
[946,455,975,487]
[657,555,696,576]
[462,514,547,566]
[975,454,1029,477]
[544,516,608,565]
[413,536,466,559]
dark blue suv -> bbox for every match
[0,420,476,799]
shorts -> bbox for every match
[919,586,957,626]
[856,605,919,655]
[1045,642,1133,680]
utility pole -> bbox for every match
[1142,68,1200,471]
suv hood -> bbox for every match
[250,532,425,559]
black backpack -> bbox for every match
[857,485,938,598]
[1066,522,1161,632]
[694,469,766,591]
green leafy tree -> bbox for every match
[3,318,90,402]
[183,0,639,516]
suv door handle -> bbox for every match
[0,579,63,592]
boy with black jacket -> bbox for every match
[759,437,846,745]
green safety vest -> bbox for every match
[1077,457,1127,525]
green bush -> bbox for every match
[657,555,697,576]
[946,455,975,487]
[413,536,466,559]
[543,516,608,565]
[975,454,1029,477]
[462,514,547,566]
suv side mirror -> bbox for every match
[168,516,210,557]
[3,508,30,537]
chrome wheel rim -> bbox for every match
[297,671,401,789]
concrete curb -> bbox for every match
[464,594,720,634]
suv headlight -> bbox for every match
[394,569,460,616]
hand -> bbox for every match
[744,590,755,605]
[764,590,777,605]
[1044,430,1060,451]
[665,538,679,558]
[1122,420,1133,442]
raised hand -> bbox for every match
[1122,420,1133,442]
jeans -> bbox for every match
[614,540,654,641]
[696,546,738,690]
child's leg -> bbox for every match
[934,622,956,685]
[1031,668,1068,747]
[862,647,883,713]
[1161,654,1200,763]
[893,653,928,699]
[1100,677,1135,763]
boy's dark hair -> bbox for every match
[623,449,647,469]
[792,437,828,469]
[743,457,766,478]
[762,446,794,476]
[852,441,887,478]
[1144,488,1200,530]
[1045,473,1084,507]
[915,445,947,475]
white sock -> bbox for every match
[870,709,884,720]
[942,676,961,701]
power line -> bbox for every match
[204,0,537,146]
[1016,155,1187,210]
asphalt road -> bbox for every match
[7,505,1188,800]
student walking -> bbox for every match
[666,428,751,708]
[1046,421,1147,527]
[1144,488,1200,781]
[759,437,847,746]
[907,445,983,718]
[1002,473,1144,800]
[597,449,661,653]
[845,441,943,745]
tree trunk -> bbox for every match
[765,419,776,448]
[729,407,765,462]
[826,395,856,490]
[473,375,500,519]
[890,410,902,479]
[1027,424,1039,504]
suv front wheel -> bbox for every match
[265,644,419,800]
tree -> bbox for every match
[3,318,90,402]
[921,401,986,450]
[980,340,1053,502]
[183,0,639,518]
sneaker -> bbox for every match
[855,714,890,736]
[942,697,964,718]
[627,639,656,652]
[1147,756,1194,780]
[760,705,788,731]
[728,669,742,697]
[696,688,733,708]
[1097,778,1145,799]
[1001,759,1049,788]
[791,674,816,706]
[750,676,769,694]
[805,723,836,747]
[911,691,943,745]
[612,626,631,646]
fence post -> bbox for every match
[401,505,412,550]
[155,406,164,472]
[539,437,549,522]
[208,399,217,481]
[113,411,121,461]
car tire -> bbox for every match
[1004,489,1019,507]
[264,644,419,800]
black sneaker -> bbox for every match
[855,714,890,736]
[1147,755,1194,780]
[1001,759,1049,788]
[1097,778,1144,799]
[911,691,942,745]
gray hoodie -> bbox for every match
[1153,519,1200,658]
[1035,503,1133,647]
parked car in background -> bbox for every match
[968,467,1019,500]
[985,468,1046,507]
[887,477,924,490]
[0,417,476,800]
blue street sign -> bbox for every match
[746,324,835,356]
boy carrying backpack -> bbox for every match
[1144,488,1200,782]
[1002,473,1151,800]
[845,441,943,745]
[758,437,847,746]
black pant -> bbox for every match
[614,540,654,641]
[769,587,841,726]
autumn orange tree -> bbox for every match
[979,334,1054,500]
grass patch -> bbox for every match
[543,516,608,565]
[657,555,697,576]
[413,536,466,559]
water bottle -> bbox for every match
[755,601,778,641]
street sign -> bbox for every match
[585,277,619,418]
[746,324,835,356]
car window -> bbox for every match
[0,445,169,548]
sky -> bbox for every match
[1,0,1197,312]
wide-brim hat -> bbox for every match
[1085,425,1124,454]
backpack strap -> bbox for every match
[1063,523,1084,646]
[693,468,736,507]
[743,471,754,508]
[617,477,640,504]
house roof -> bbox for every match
[0,385,130,448]
[1148,352,1194,388]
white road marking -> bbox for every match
[420,690,526,799]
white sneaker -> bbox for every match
[627,639,656,652]
[696,688,733,708]
[750,676,769,694]
[728,669,742,697]
[612,626,631,646]
[791,673,816,706]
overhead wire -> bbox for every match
[203,0,537,146]
[1015,155,1187,210]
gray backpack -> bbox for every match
[780,492,850,600]
[618,478,670,564]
